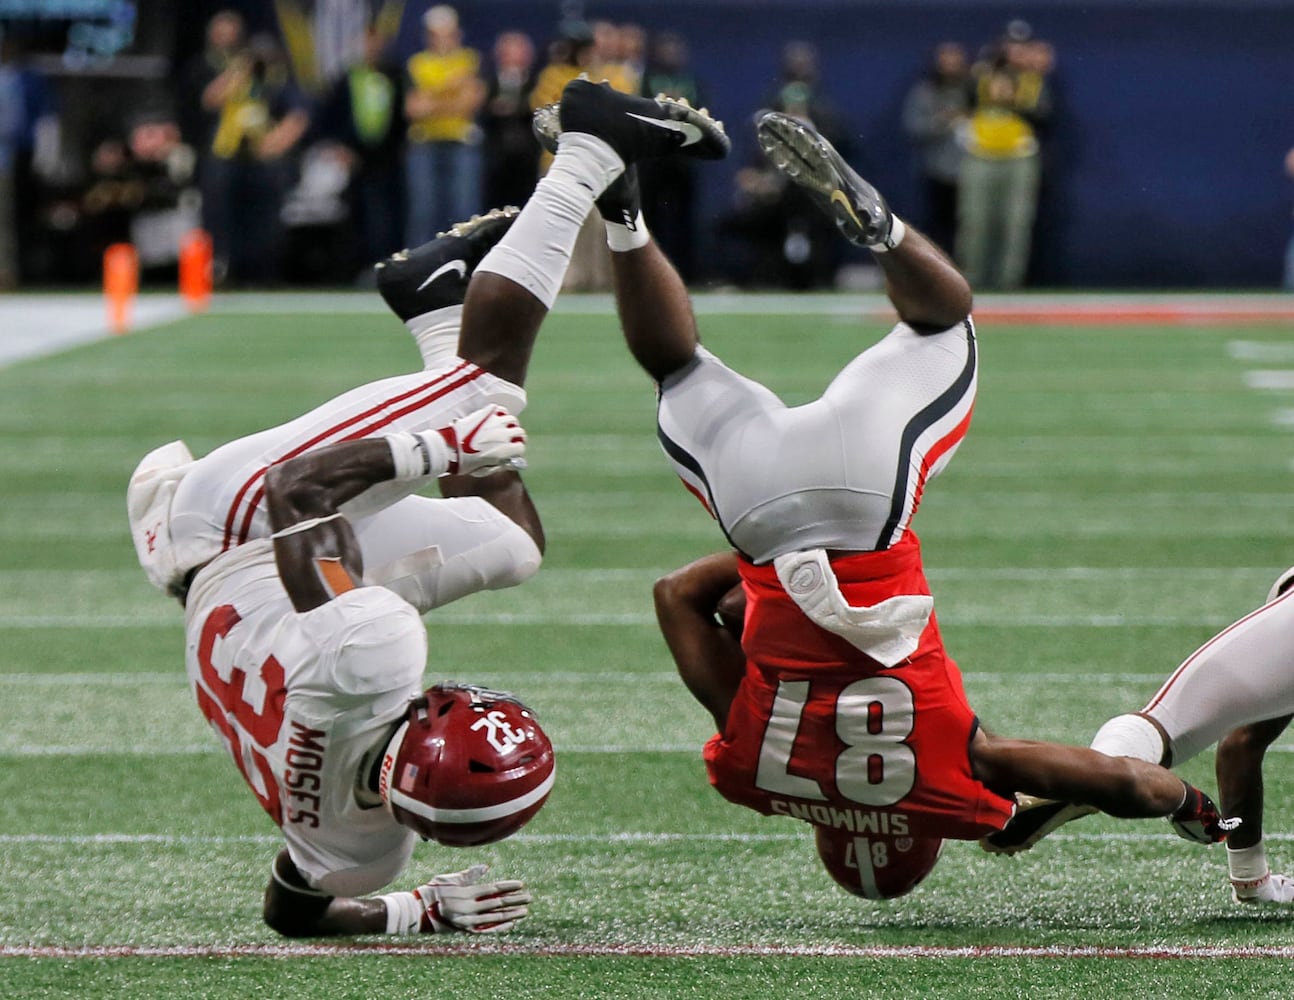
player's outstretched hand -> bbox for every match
[1170,784,1241,844]
[443,405,527,477]
[415,864,533,933]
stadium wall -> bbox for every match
[442,0,1292,289]
[195,0,1291,288]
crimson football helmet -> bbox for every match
[379,683,555,847]
[813,826,943,900]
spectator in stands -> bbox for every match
[480,30,538,211]
[1284,145,1294,290]
[80,107,198,281]
[955,24,1053,290]
[318,24,405,277]
[720,40,853,289]
[0,33,57,289]
[638,31,706,280]
[200,32,310,286]
[530,21,596,167]
[181,10,244,281]
[403,4,485,247]
[620,23,648,86]
[180,9,244,151]
[901,41,970,255]
[590,20,640,95]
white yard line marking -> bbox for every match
[0,612,1250,628]
[0,670,1198,685]
[3,942,1294,960]
[1229,341,1294,362]
[1244,370,1294,390]
[1,830,1290,845]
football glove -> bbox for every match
[416,864,532,933]
[1170,784,1241,844]
[441,405,528,477]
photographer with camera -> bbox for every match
[184,15,308,287]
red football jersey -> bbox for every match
[703,532,1015,841]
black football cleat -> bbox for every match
[533,101,641,226]
[557,77,730,164]
[757,111,898,250]
[375,206,519,321]
[979,796,1097,856]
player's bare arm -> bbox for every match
[653,552,747,730]
[266,405,527,612]
[263,849,386,936]
[970,729,1233,843]
[263,849,533,938]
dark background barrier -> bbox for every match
[17,0,1294,289]
[412,0,1292,289]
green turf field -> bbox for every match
[2,297,1293,997]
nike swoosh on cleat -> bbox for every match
[829,190,864,229]
[416,259,467,292]
[625,112,704,147]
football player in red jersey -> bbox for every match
[125,80,731,935]
[533,107,1234,898]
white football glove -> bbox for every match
[415,864,532,933]
[442,405,527,477]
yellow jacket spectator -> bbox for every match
[403,5,486,246]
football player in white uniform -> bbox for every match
[984,568,1294,906]
[126,79,731,936]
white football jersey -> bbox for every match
[184,540,425,896]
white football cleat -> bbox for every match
[1232,871,1294,905]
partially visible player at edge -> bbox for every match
[984,566,1294,907]
[535,100,1236,899]
[125,79,729,935]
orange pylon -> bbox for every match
[104,243,139,334]
[179,229,213,313]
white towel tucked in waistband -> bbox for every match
[773,548,933,667]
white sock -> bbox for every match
[872,215,907,253]
[406,305,461,369]
[475,135,624,309]
[606,210,649,252]
[1090,713,1166,763]
[1228,842,1269,883]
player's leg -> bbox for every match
[461,78,728,388]
[1094,588,1294,769]
[530,92,727,383]
[173,84,730,567]
[350,492,542,614]
[1216,715,1294,903]
[375,206,520,371]
[756,112,972,331]
[983,577,1294,855]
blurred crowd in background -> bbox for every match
[1,5,1075,292]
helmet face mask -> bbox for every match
[379,683,555,846]
[813,826,943,900]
